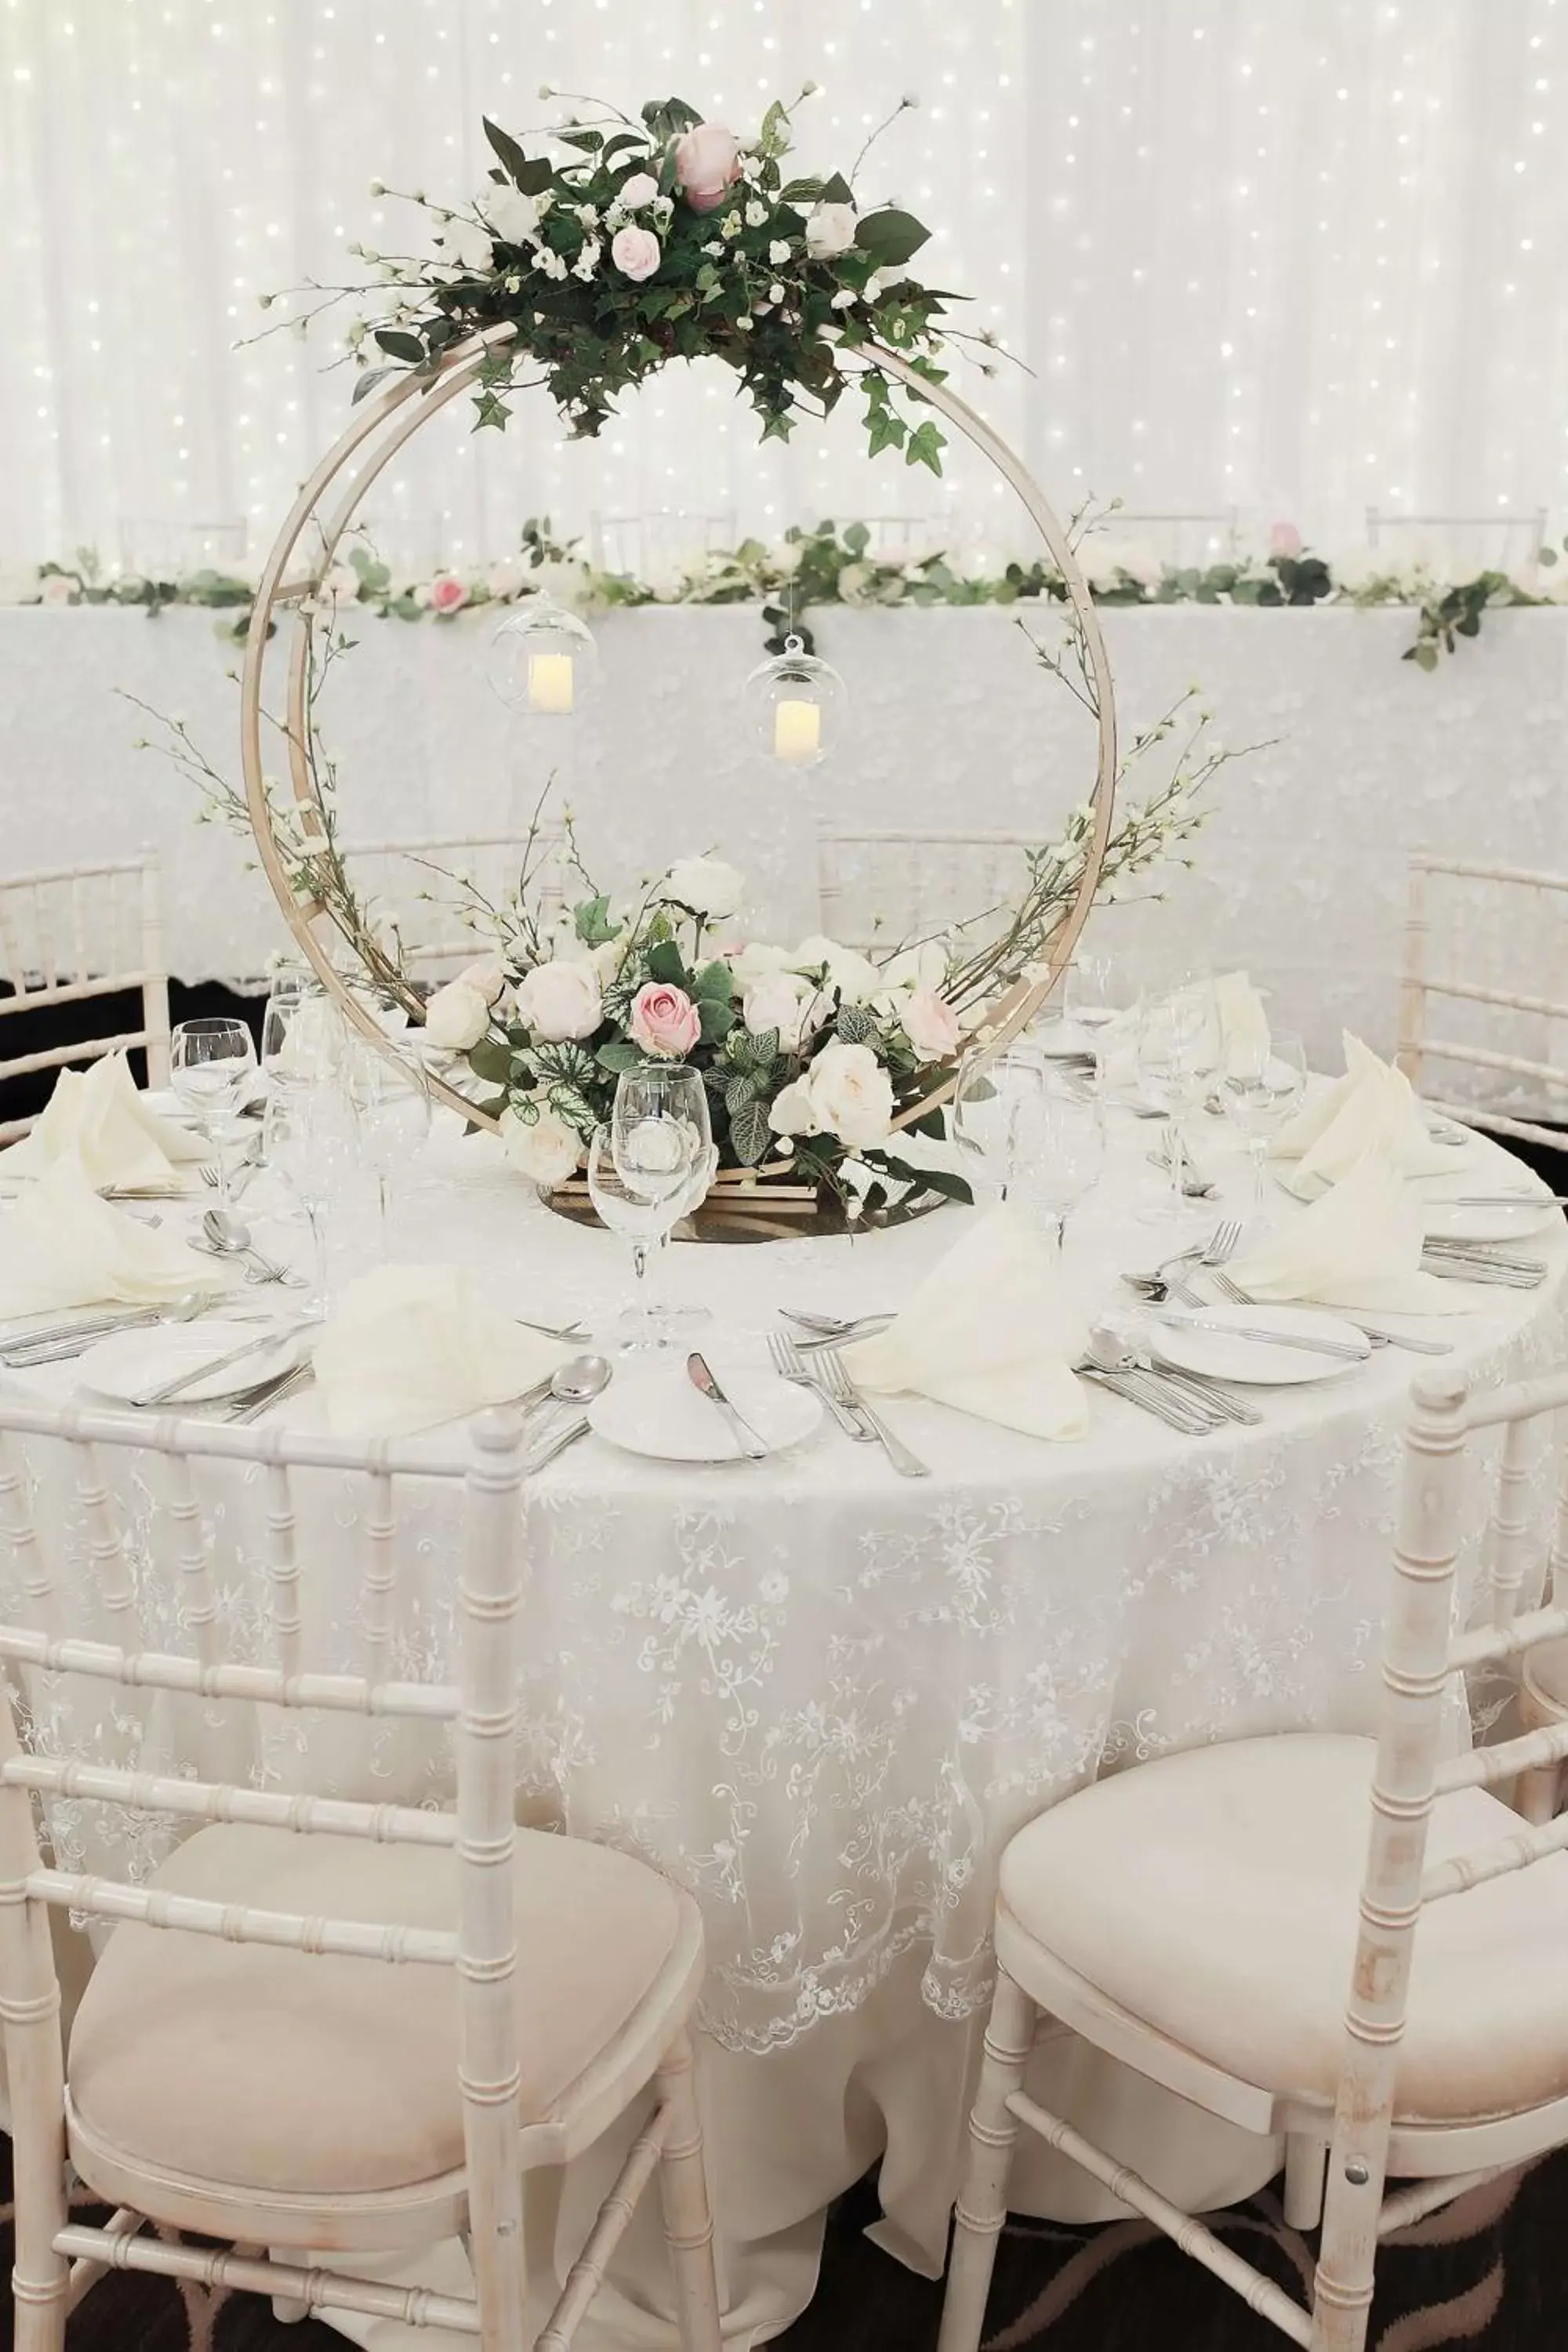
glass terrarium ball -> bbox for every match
[486,596,600,717]
[742,634,847,768]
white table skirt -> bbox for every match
[4,604,1567,1077]
[5,1105,1566,2346]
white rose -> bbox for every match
[499,1105,582,1187]
[743,972,828,1051]
[440,217,494,274]
[802,1040,895,1149]
[837,560,873,606]
[662,856,745,919]
[768,238,792,266]
[728,939,793,987]
[485,554,528,600]
[805,201,857,260]
[792,935,880,1004]
[619,171,659,209]
[877,938,949,993]
[514,957,603,1042]
[482,182,540,244]
[768,1076,820,1138]
[423,978,492,1051]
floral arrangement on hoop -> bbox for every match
[20,518,1568,673]
[253,85,978,474]
[408,691,1222,1214]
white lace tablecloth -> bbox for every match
[5,1109,1567,2347]
[5,603,1568,1076]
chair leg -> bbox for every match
[655,2030,723,2352]
[8,2005,69,2352]
[1284,2134,1327,2230]
[1516,1761,1560,1826]
[936,1969,1036,2352]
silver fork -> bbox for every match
[1210,1269,1454,1354]
[1166,1219,1242,1304]
[768,1331,866,1438]
[814,1351,931,1478]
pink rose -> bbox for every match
[611,224,662,283]
[673,122,742,214]
[428,574,470,615]
[618,171,659,209]
[902,985,961,1062]
[629,982,701,1060]
[1269,521,1303,561]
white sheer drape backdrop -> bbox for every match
[0,0,1563,572]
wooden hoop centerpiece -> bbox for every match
[238,327,1120,1196]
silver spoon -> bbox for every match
[201,1207,309,1289]
[1,1290,219,1367]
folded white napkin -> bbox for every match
[1214,971,1270,1079]
[1229,1147,1467,1315]
[2,1052,208,1192]
[312,1264,565,1438]
[1270,1033,1456,1197]
[0,1161,228,1318]
[843,1203,1089,1439]
[1097,971,1266,1091]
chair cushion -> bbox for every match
[1523,1635,1568,1719]
[67,1822,684,2197]
[1000,1733,1568,2123]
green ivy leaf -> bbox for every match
[854,209,931,267]
[482,115,534,188]
[596,1039,646,1076]
[373,328,426,365]
[467,1036,514,1086]
[728,1098,771,1166]
[573,893,616,947]
[646,938,688,986]
[905,419,946,475]
[858,1149,972,1206]
[698,996,735,1044]
[350,366,397,406]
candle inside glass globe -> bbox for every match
[742,635,847,768]
[487,597,600,716]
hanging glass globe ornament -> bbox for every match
[486,595,600,717]
[743,634,847,768]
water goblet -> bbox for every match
[1018,1073,1107,1261]
[345,1038,434,1250]
[170,1017,256,1210]
[1134,976,1223,1225]
[952,1045,1047,1208]
[262,1079,358,1316]
[1221,1029,1308,1213]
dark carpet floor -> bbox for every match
[7,2138,1565,2348]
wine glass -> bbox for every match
[170,1018,256,1210]
[590,1064,712,1349]
[1062,946,1127,1035]
[1221,1029,1308,1213]
[1134,977,1223,1224]
[262,980,344,1089]
[262,1080,358,1315]
[1018,1073,1106,1261]
[952,1045,1047,1208]
[344,1038,434,1249]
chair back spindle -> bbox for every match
[0,855,173,1142]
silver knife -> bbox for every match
[129,1318,313,1409]
[525,1413,590,1470]
[687,1353,768,1460]
[1150,1309,1369,1361]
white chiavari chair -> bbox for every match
[0,856,172,1145]
[1099,509,1240,567]
[343,830,565,985]
[938,1364,1568,2352]
[815,826,1036,956]
[0,1399,720,2352]
[588,513,737,584]
[1366,508,1547,576]
[1396,851,1568,1152]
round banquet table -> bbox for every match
[7,1102,1568,2350]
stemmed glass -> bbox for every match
[587,1063,713,1350]
[170,1018,256,1210]
[262,1080,358,1316]
[261,978,344,1087]
[952,1045,1047,1207]
[1134,976,1223,1223]
[344,1038,433,1250]
[1018,1072,1106,1261]
[1221,1029,1308,1213]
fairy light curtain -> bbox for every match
[0,0,1563,574]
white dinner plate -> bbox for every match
[588,1367,822,1463]
[74,1319,307,1406]
[1415,1191,1559,1246]
[1149,1304,1371,1386]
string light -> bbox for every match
[0,0,1563,572]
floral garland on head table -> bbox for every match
[15,516,1566,674]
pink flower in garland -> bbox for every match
[428,574,470,615]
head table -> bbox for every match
[7,1102,1567,2350]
